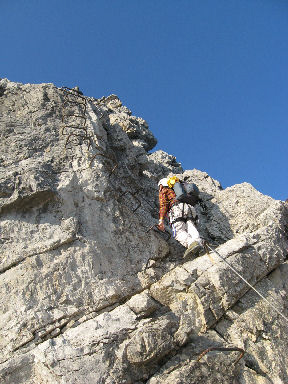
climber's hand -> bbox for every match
[157,221,165,232]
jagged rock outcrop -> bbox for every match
[0,79,288,384]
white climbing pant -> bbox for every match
[168,203,201,248]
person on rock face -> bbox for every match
[157,177,203,258]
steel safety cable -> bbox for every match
[207,244,288,324]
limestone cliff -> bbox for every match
[0,79,288,384]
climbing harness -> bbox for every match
[169,203,198,225]
[206,243,288,324]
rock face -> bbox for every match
[0,79,288,384]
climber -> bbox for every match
[157,177,203,258]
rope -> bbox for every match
[206,244,288,324]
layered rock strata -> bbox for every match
[0,79,287,384]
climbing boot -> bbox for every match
[183,241,202,259]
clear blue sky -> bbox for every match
[1,0,287,200]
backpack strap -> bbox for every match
[170,204,198,225]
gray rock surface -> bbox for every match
[0,79,288,383]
